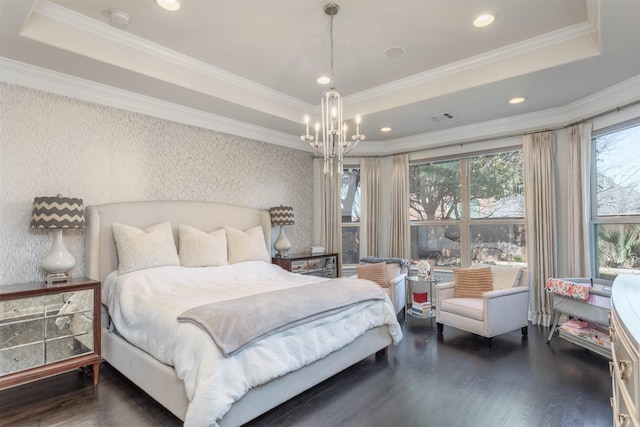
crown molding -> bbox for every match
[2,57,637,157]
[0,57,306,151]
[346,10,600,106]
[28,0,312,113]
[27,0,603,118]
[355,74,640,156]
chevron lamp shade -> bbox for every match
[269,206,294,226]
[30,196,85,229]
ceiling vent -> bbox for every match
[428,113,456,123]
[109,9,130,26]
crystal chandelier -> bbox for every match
[301,3,365,175]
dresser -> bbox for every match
[272,253,340,278]
[610,274,640,427]
[0,278,101,389]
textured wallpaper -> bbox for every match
[0,83,314,285]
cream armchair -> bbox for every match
[383,266,408,317]
[435,264,529,343]
[352,259,408,318]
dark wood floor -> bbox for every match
[0,319,613,427]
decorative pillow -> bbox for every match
[471,264,522,290]
[178,225,228,267]
[453,267,493,298]
[225,226,270,264]
[545,278,591,301]
[112,221,179,275]
[357,262,390,288]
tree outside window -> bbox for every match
[409,150,526,268]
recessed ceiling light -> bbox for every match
[473,14,495,27]
[155,0,180,11]
[384,46,405,58]
[509,97,526,104]
[380,127,392,132]
[316,76,330,85]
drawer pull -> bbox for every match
[67,344,74,350]
[618,360,631,381]
[13,356,19,362]
[2,332,19,346]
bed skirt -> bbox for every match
[101,323,392,426]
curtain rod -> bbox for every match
[311,99,640,160]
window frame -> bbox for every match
[409,148,526,269]
[590,119,640,279]
[341,166,361,266]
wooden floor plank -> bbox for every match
[0,321,612,426]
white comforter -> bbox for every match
[103,261,403,426]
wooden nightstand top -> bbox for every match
[272,253,338,261]
[0,278,100,300]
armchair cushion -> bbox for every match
[356,262,389,288]
[453,267,493,298]
[440,298,484,321]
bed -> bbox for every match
[84,200,402,426]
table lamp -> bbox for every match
[30,195,85,283]
[269,206,294,258]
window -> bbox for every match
[341,168,361,265]
[592,122,640,279]
[409,150,526,268]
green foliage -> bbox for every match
[598,225,640,268]
[409,151,523,221]
[470,151,523,199]
[409,160,461,221]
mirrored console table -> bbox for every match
[0,278,101,389]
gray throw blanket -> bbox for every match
[360,256,409,269]
[177,278,387,357]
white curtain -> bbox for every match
[388,154,410,259]
[321,160,342,274]
[523,131,558,326]
[567,123,593,277]
[361,158,380,257]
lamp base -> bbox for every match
[46,272,72,285]
[274,226,292,258]
[40,229,76,281]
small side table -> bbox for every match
[406,275,441,323]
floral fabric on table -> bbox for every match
[545,278,591,301]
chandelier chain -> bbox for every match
[329,12,334,85]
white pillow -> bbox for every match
[178,225,228,267]
[225,226,270,264]
[112,221,179,275]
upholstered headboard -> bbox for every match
[85,201,271,284]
